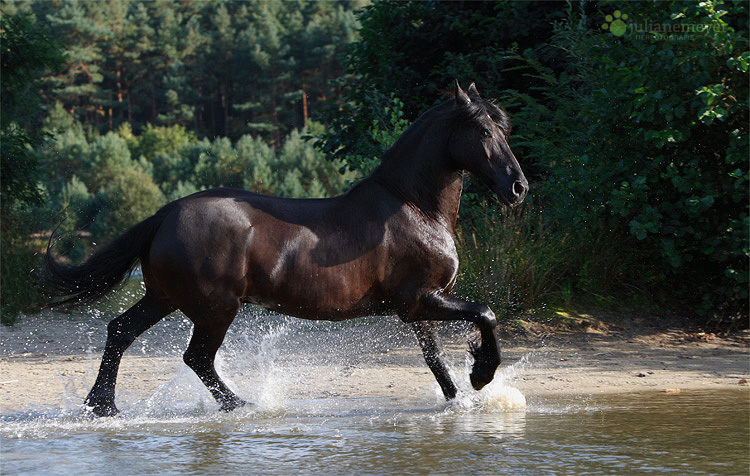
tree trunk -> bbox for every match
[302,89,308,126]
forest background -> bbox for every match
[1,0,747,330]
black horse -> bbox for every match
[43,82,528,416]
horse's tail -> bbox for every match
[42,208,169,308]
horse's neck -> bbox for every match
[371,115,464,231]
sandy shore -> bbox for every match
[1,312,748,414]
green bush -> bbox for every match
[0,227,45,324]
[456,200,663,320]
[505,1,748,325]
[237,134,277,195]
[276,127,357,197]
[89,167,166,241]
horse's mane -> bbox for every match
[380,93,511,169]
[451,95,512,137]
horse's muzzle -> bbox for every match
[495,179,528,207]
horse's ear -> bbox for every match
[454,80,471,107]
[467,82,481,99]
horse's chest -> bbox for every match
[393,225,459,288]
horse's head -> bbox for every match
[448,81,528,207]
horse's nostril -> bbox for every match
[512,180,527,198]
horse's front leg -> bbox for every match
[405,292,501,393]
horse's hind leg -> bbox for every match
[411,321,457,400]
[182,314,246,412]
[85,294,174,416]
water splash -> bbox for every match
[444,351,535,412]
[222,320,293,412]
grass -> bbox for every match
[453,202,660,324]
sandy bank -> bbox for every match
[1,312,748,414]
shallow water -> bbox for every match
[1,310,748,475]
[2,389,748,475]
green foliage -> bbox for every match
[193,137,243,188]
[1,13,65,324]
[32,117,354,260]
[2,2,364,322]
[503,1,748,324]
[83,132,138,192]
[320,1,565,173]
[1,13,64,209]
[320,91,411,178]
[89,167,166,241]
[0,230,44,324]
[4,0,746,330]
[27,112,354,262]
[237,134,277,195]
[342,1,563,115]
[147,124,356,197]
[126,123,197,163]
[54,175,92,262]
[40,121,90,192]
[276,128,338,197]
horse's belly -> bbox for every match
[248,264,386,321]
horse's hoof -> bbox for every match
[219,397,247,413]
[85,401,119,417]
[469,366,496,391]
[467,337,501,391]
[84,392,119,417]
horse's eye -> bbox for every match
[481,128,492,139]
